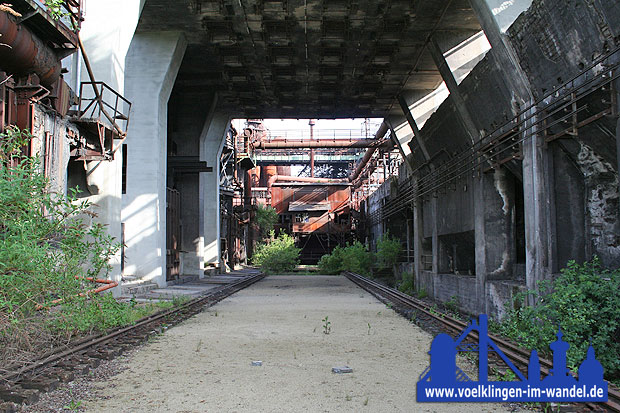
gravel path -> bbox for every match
[80,275,514,412]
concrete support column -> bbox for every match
[68,0,146,295]
[199,106,230,272]
[521,105,550,293]
[431,197,439,274]
[167,93,216,277]
[616,74,620,217]
[474,169,516,312]
[122,32,187,287]
[413,178,424,287]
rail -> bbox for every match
[342,270,620,412]
[0,271,265,405]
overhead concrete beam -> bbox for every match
[122,31,187,287]
[427,36,479,144]
[385,113,413,157]
[386,123,413,175]
[397,94,431,161]
[468,0,533,105]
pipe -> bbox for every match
[254,138,389,149]
[0,11,62,87]
[309,119,315,177]
[349,122,389,182]
[36,277,118,310]
[267,174,348,190]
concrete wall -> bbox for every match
[373,0,619,319]
[61,0,146,293]
[167,92,216,276]
[122,32,187,287]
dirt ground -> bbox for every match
[82,275,515,412]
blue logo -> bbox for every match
[417,314,608,402]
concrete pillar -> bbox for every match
[167,93,216,277]
[413,178,424,286]
[431,197,439,274]
[64,0,146,294]
[199,104,230,272]
[616,75,620,218]
[521,104,550,293]
[122,32,187,287]
[474,168,516,312]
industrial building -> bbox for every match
[0,0,618,320]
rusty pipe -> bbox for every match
[349,122,389,182]
[254,138,389,149]
[267,174,348,190]
[36,277,118,310]
[309,119,315,177]
[0,11,62,87]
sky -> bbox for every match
[232,118,384,140]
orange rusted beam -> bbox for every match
[36,277,118,310]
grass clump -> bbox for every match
[317,241,373,277]
[398,272,414,295]
[499,257,620,382]
[252,232,300,273]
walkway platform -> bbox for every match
[125,268,260,302]
[85,275,512,412]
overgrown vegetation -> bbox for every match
[498,258,620,381]
[317,241,373,276]
[255,204,278,239]
[252,232,300,273]
[398,272,414,295]
[43,0,68,20]
[376,232,401,271]
[0,127,173,364]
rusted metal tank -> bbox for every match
[0,11,62,87]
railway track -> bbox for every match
[343,271,620,412]
[0,271,265,411]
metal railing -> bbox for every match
[75,81,132,137]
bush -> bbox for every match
[0,126,191,365]
[252,232,300,273]
[318,241,373,277]
[318,245,344,274]
[255,204,278,239]
[398,272,414,295]
[376,232,402,270]
[0,127,120,321]
[499,257,620,380]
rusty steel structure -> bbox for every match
[229,119,403,264]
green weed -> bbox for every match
[322,316,331,335]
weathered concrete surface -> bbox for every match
[83,276,512,412]
[122,32,187,287]
[369,0,619,318]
